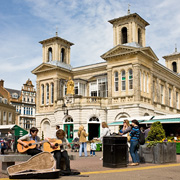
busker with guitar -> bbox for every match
[17,127,42,156]
[45,129,71,172]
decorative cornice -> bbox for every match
[39,36,74,46]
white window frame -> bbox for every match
[128,69,133,90]
[41,85,44,105]
[9,112,12,122]
[121,70,126,91]
[114,71,119,92]
[51,83,54,104]
[46,84,49,105]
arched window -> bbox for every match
[65,117,73,122]
[172,62,177,72]
[51,83,54,104]
[61,48,65,62]
[121,70,126,91]
[89,116,99,122]
[114,71,119,91]
[144,113,149,116]
[46,84,49,105]
[138,28,142,45]
[121,27,127,44]
[41,85,44,105]
[48,47,52,61]
[129,69,133,90]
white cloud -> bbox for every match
[1,0,180,89]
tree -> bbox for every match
[147,121,166,141]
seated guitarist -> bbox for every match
[17,127,42,156]
[46,129,71,172]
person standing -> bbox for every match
[53,125,60,138]
[90,140,97,156]
[99,122,111,160]
[78,125,88,157]
[17,127,42,156]
[129,120,140,166]
[119,120,131,163]
[144,125,151,139]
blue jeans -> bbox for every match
[79,142,87,157]
[90,150,95,156]
[130,140,139,163]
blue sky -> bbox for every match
[1,0,180,90]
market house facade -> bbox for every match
[32,12,180,142]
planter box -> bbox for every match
[139,143,176,164]
[176,143,180,154]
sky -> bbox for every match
[0,0,180,90]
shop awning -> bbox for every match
[108,120,144,126]
[141,118,180,124]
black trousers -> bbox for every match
[1,147,6,154]
[54,150,70,171]
[27,148,42,156]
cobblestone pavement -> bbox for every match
[0,151,180,179]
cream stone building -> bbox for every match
[32,12,180,142]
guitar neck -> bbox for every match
[31,140,47,146]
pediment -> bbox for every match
[101,45,137,60]
[32,63,57,74]
[101,45,158,61]
[141,47,159,61]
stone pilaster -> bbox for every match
[165,82,168,106]
[156,78,160,104]
[150,71,153,104]
[58,79,65,99]
[173,86,176,108]
[107,68,112,103]
[36,81,40,113]
[133,64,141,101]
[54,78,59,103]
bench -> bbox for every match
[0,154,76,174]
[0,154,31,174]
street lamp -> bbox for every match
[62,103,68,115]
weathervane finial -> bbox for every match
[175,44,177,52]
[56,26,58,37]
[128,4,131,15]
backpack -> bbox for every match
[139,131,145,145]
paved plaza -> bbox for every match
[0,151,180,179]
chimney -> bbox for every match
[0,80,4,87]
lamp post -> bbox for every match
[62,103,68,115]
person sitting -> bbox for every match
[17,127,42,156]
[46,129,71,172]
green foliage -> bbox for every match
[146,121,166,141]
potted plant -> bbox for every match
[139,121,176,164]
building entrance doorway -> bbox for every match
[64,116,74,143]
[64,124,73,143]
[88,123,100,140]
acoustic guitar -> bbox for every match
[43,139,90,153]
[43,139,63,153]
[17,140,47,153]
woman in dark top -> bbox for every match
[129,119,140,166]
